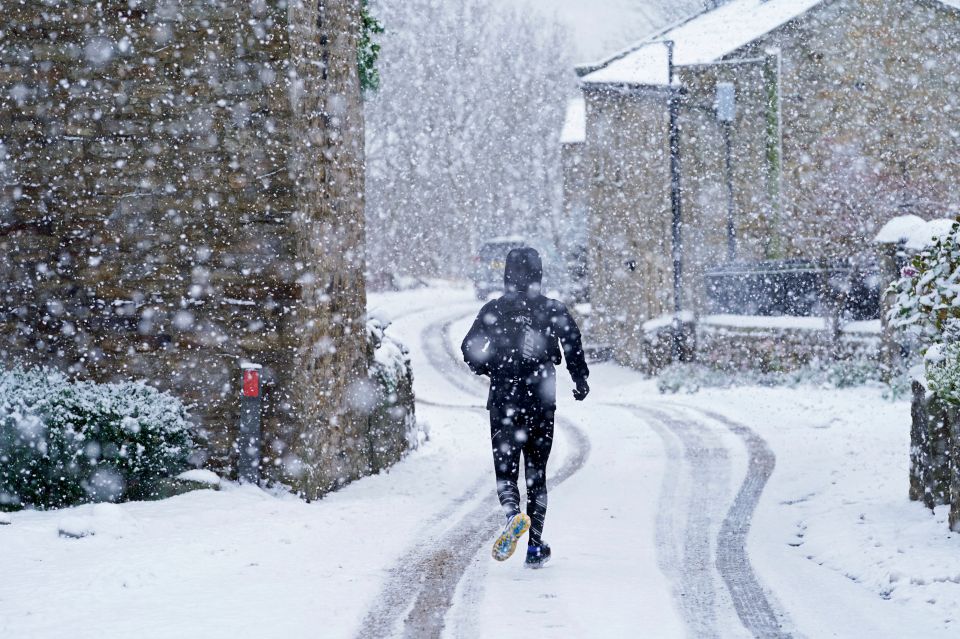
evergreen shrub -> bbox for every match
[890,219,960,341]
[890,218,960,404]
[0,367,198,510]
[926,342,960,406]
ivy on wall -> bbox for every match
[359,0,384,92]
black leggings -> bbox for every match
[490,405,554,546]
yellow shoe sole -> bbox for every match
[492,513,531,562]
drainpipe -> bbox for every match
[666,40,686,360]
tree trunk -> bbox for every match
[287,0,370,499]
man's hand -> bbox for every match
[573,378,590,401]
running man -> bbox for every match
[461,247,590,568]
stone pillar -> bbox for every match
[950,403,960,532]
[911,381,953,509]
[0,1,376,496]
[286,0,370,498]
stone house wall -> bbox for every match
[738,0,960,259]
[583,86,673,367]
[0,0,389,492]
[560,140,587,243]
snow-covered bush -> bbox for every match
[889,219,960,342]
[366,319,421,470]
[889,218,960,405]
[925,343,960,406]
[0,368,198,510]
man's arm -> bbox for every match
[461,306,495,376]
[552,303,590,398]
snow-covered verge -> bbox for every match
[713,388,960,637]
[366,316,423,469]
[0,284,485,638]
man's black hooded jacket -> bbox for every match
[461,247,589,410]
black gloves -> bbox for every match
[573,378,590,401]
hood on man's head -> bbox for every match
[504,247,542,294]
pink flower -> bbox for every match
[901,266,918,278]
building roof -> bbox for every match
[580,42,671,87]
[582,0,960,88]
[560,97,586,144]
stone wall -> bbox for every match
[910,381,960,531]
[0,0,388,494]
[636,317,880,375]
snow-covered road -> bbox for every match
[2,283,959,638]
[363,289,784,638]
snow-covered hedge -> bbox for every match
[889,218,960,404]
[0,368,198,510]
[925,343,960,406]
[889,219,960,342]
[366,318,420,471]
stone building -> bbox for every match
[560,97,588,243]
[0,0,386,496]
[575,0,960,366]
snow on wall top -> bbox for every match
[874,215,958,250]
[873,215,927,244]
[560,97,586,144]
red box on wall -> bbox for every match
[243,369,260,397]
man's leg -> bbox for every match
[490,405,523,519]
[523,408,554,546]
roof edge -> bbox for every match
[575,6,717,78]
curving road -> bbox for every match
[357,305,789,638]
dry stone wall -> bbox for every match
[910,381,960,531]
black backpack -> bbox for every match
[490,299,561,378]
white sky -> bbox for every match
[516,0,699,62]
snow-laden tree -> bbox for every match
[364,0,574,279]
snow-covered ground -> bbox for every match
[2,282,958,638]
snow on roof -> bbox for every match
[583,0,826,86]
[581,42,671,87]
[560,97,586,144]
[874,215,957,250]
[583,0,960,88]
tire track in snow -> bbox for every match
[674,405,790,639]
[636,407,730,639]
[624,403,790,638]
[356,311,590,639]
